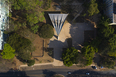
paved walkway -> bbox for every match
[48,22,94,66]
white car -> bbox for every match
[67,71,71,74]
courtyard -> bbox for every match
[49,22,95,66]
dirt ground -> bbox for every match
[11,28,53,67]
[0,56,23,71]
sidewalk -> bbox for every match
[20,62,53,67]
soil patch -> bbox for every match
[16,29,53,64]
[32,35,44,57]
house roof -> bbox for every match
[48,14,68,35]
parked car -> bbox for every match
[94,66,97,69]
[101,66,104,68]
[67,71,71,74]
[92,66,97,69]
[86,73,90,75]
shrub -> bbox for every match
[31,24,39,33]
[7,33,31,51]
[27,60,35,66]
[1,43,15,59]
[62,47,78,67]
[18,50,32,60]
[100,57,115,68]
[81,45,97,66]
[87,0,99,16]
[39,24,54,39]
[85,59,93,66]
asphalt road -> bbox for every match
[0,68,116,77]
[24,68,116,77]
[1,65,116,77]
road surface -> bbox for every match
[0,65,116,77]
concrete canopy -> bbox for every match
[48,14,68,36]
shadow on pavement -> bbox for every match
[67,69,116,77]
[49,39,68,61]
[0,69,29,77]
[43,69,56,77]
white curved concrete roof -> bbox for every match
[49,14,68,36]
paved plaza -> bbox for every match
[49,22,94,66]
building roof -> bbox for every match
[0,0,9,50]
[48,14,68,35]
[113,0,116,23]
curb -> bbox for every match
[19,62,53,67]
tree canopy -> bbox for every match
[39,24,54,39]
[8,0,45,31]
[27,60,35,66]
[18,50,31,60]
[1,43,15,59]
[62,47,78,67]
[96,16,116,56]
[31,25,39,34]
[7,33,31,51]
[9,0,43,10]
[81,44,98,66]
[87,0,99,16]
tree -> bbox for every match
[100,56,115,68]
[39,24,54,39]
[62,47,78,67]
[31,25,39,33]
[1,43,15,59]
[9,0,43,10]
[27,60,35,66]
[97,16,114,38]
[18,50,31,60]
[7,33,31,51]
[81,45,98,66]
[101,26,114,38]
[107,34,116,57]
[9,0,45,30]
[87,0,99,16]
[96,16,116,56]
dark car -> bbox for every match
[92,66,97,69]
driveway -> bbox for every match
[49,22,94,66]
